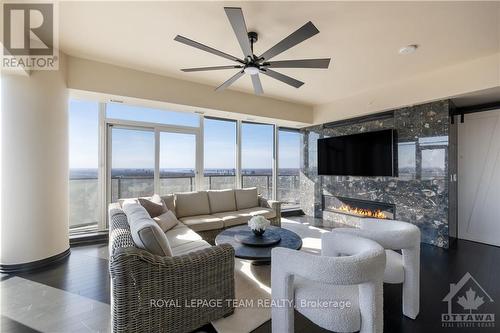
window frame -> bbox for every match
[69,98,303,234]
[203,116,238,190]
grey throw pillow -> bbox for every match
[138,194,167,218]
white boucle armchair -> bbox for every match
[271,231,386,333]
[334,218,421,319]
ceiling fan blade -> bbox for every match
[181,65,242,72]
[251,74,264,95]
[224,7,253,58]
[215,70,245,92]
[259,21,319,61]
[174,35,243,63]
[264,58,331,69]
[260,69,304,88]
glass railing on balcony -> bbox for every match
[69,174,301,232]
[69,177,99,233]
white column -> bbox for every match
[1,55,70,267]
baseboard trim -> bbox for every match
[70,232,108,247]
[0,248,71,274]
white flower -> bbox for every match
[248,216,270,231]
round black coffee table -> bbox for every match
[215,225,302,265]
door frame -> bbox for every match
[104,117,202,228]
[457,109,500,246]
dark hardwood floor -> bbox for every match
[2,236,499,333]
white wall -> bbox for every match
[66,56,314,124]
[313,53,500,124]
[1,55,70,265]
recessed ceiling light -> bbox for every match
[399,44,418,55]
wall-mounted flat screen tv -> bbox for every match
[318,129,397,177]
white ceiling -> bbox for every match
[59,1,500,106]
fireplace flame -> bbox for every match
[338,204,388,219]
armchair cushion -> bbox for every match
[122,202,173,257]
[294,277,360,332]
[384,250,405,284]
[208,189,236,213]
[234,187,259,210]
[175,191,211,218]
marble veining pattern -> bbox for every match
[300,101,451,248]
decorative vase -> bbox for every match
[252,228,265,237]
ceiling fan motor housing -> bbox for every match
[175,7,330,94]
[248,31,258,44]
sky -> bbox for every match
[69,100,301,170]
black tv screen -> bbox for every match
[318,129,397,176]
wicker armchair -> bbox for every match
[109,206,235,333]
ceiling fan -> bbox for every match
[174,7,331,95]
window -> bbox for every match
[159,132,196,194]
[241,122,274,198]
[69,100,99,233]
[204,118,237,189]
[110,127,155,202]
[278,128,302,209]
[106,103,199,127]
[70,98,308,235]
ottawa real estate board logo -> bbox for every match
[442,272,495,329]
[2,2,58,70]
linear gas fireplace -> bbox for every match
[322,195,396,220]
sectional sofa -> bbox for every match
[139,187,282,244]
[108,187,281,332]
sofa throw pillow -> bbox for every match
[122,202,173,257]
[153,210,179,232]
[138,194,167,218]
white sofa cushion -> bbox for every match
[179,215,224,232]
[165,224,203,248]
[171,240,211,256]
[234,187,259,210]
[213,211,249,228]
[238,207,276,219]
[122,202,172,257]
[207,189,236,213]
[175,191,211,218]
[384,249,405,284]
[153,210,179,232]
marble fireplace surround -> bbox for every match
[300,100,455,248]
